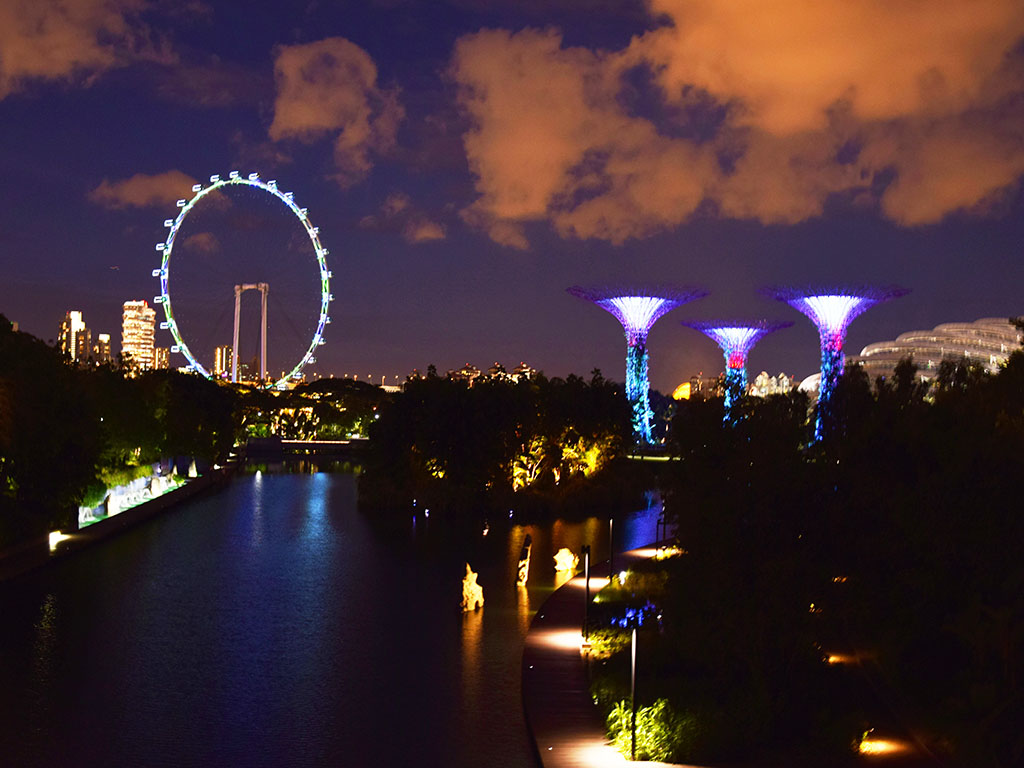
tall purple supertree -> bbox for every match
[763,286,909,439]
[568,285,708,444]
[682,320,792,421]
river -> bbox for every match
[0,466,661,768]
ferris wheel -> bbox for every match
[152,171,332,388]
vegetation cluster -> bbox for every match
[590,353,1024,767]
[239,377,387,439]
[0,316,237,548]
[359,368,650,518]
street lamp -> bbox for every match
[583,546,594,642]
[631,622,638,760]
[609,516,614,576]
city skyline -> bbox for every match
[2,1,1024,391]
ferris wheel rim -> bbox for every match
[153,172,332,389]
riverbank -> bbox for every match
[0,463,236,584]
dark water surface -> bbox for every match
[0,469,660,768]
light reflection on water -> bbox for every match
[0,471,662,768]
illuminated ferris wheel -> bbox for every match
[152,171,332,388]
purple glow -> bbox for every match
[764,287,909,346]
[568,284,707,443]
[683,321,791,369]
[567,286,709,346]
[763,286,908,438]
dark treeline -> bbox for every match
[0,316,237,548]
[656,354,1024,765]
[359,368,650,518]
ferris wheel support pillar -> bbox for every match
[232,282,269,383]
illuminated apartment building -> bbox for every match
[214,345,233,378]
[122,300,156,370]
[58,310,91,363]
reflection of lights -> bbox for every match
[531,629,585,651]
[565,576,610,591]
[566,741,632,766]
[48,531,71,552]
[859,737,909,756]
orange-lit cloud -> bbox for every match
[269,37,404,186]
[453,2,1024,245]
[182,231,219,253]
[88,170,199,209]
[0,0,171,100]
[360,193,447,244]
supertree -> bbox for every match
[568,285,708,444]
[682,320,792,421]
[763,286,909,439]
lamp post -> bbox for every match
[631,622,638,760]
[582,545,591,642]
[608,517,614,577]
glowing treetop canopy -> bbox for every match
[683,320,791,369]
[566,286,709,347]
[765,287,908,346]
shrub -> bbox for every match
[607,698,701,762]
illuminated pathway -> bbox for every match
[521,544,689,768]
[521,545,938,768]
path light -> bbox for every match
[48,531,71,552]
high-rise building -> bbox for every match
[214,345,233,378]
[58,310,90,363]
[122,300,156,371]
[154,347,170,370]
[93,333,112,364]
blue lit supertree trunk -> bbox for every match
[683,321,790,424]
[568,286,708,446]
[626,340,654,444]
[763,287,908,442]
[816,332,845,440]
[722,362,746,416]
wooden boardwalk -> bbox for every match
[521,545,687,767]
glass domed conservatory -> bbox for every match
[847,317,1022,380]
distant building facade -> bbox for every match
[122,300,156,370]
[154,347,170,370]
[214,345,233,379]
[749,371,795,398]
[93,333,112,364]
[58,310,91,363]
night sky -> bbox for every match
[2,0,1023,391]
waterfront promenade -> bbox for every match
[522,544,685,767]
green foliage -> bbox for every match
[587,627,631,658]
[607,698,701,762]
[0,318,242,548]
